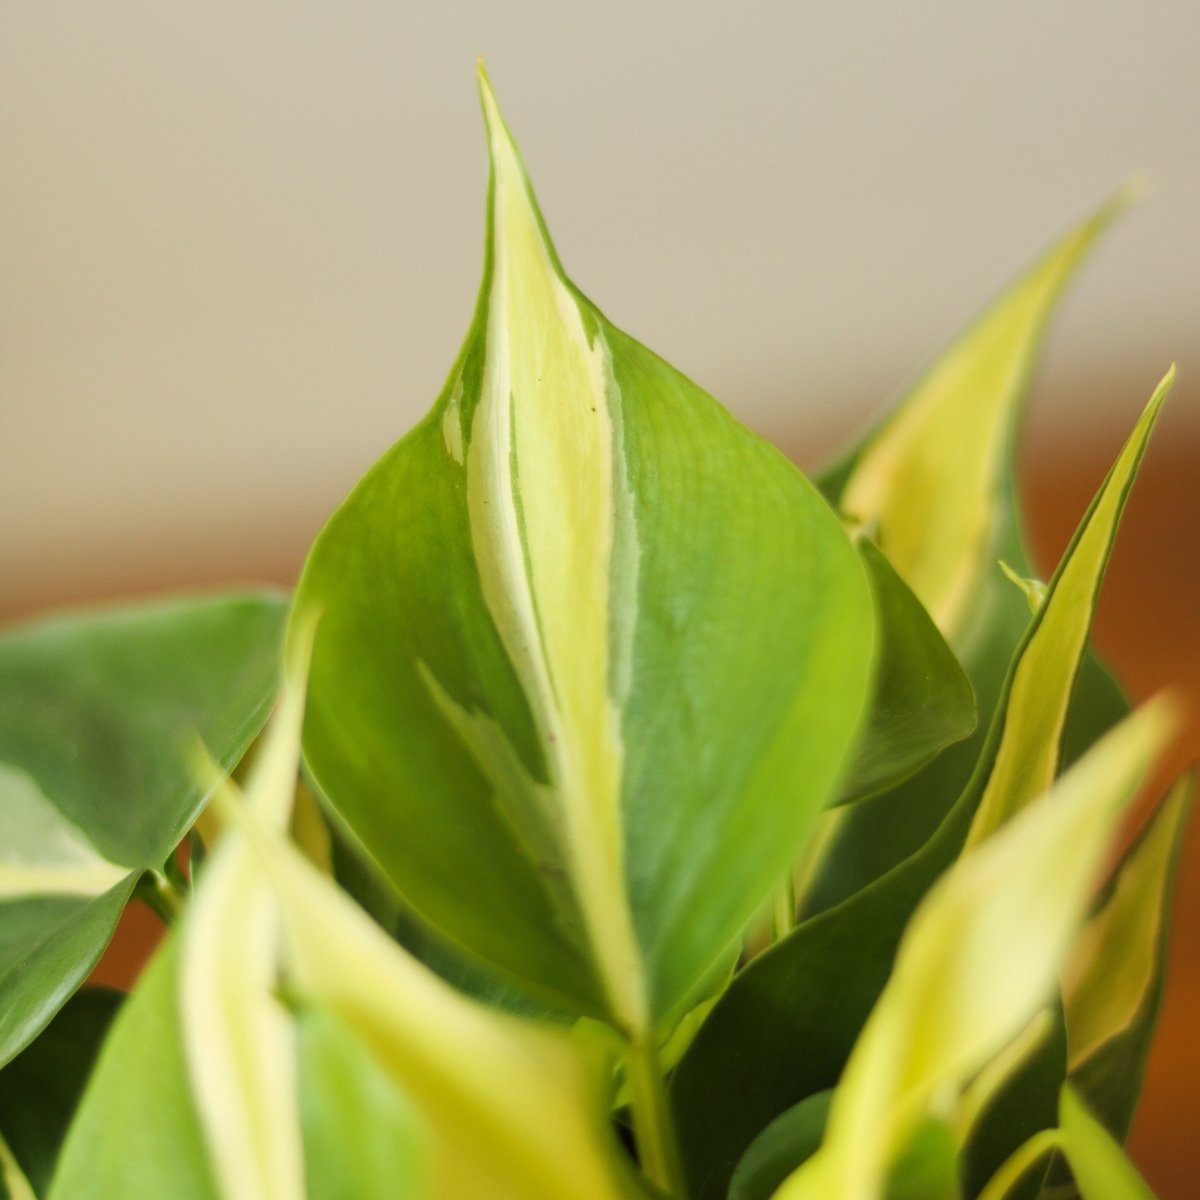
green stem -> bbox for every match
[627,1035,686,1198]
[136,869,185,926]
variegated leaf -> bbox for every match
[294,66,874,1036]
[0,591,288,1067]
[805,198,1134,916]
[828,187,1134,643]
[177,615,317,1200]
[1061,774,1193,1138]
[223,778,643,1200]
[671,375,1169,1200]
[770,702,1174,1200]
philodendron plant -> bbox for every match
[0,67,1189,1200]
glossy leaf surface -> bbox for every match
[0,988,121,1197]
[294,70,873,1033]
[671,378,1168,1200]
[0,591,287,1066]
[729,1095,957,1200]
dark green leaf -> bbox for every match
[838,539,976,805]
[1058,1085,1157,1200]
[0,988,121,1197]
[1063,775,1193,1140]
[728,1093,957,1200]
[728,1091,831,1200]
[961,1012,1065,1200]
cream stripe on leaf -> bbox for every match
[0,592,287,1069]
[178,616,317,1200]
[967,368,1173,847]
[771,702,1175,1200]
[48,617,430,1200]
[220,793,636,1200]
[833,188,1135,643]
[294,64,874,1037]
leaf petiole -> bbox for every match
[627,1036,687,1197]
[135,868,186,926]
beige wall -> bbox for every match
[2,2,1198,609]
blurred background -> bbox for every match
[2,3,1197,1192]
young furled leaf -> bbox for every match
[177,614,318,1200]
[770,702,1174,1200]
[293,66,874,1043]
[0,591,287,1067]
[1061,775,1193,1138]
[828,188,1134,642]
[670,374,1169,1200]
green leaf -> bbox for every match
[837,539,976,804]
[729,1092,832,1200]
[1057,1084,1157,1200]
[293,67,874,1035]
[670,376,1169,1200]
[296,1005,430,1200]
[804,198,1133,915]
[1061,774,1193,1139]
[958,1010,1065,1200]
[0,988,121,1197]
[729,1095,957,1200]
[771,703,1173,1200]
[962,374,1172,847]
[178,616,316,1200]
[824,189,1132,640]
[47,939,221,1200]
[0,590,288,1066]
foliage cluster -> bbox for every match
[0,70,1188,1200]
